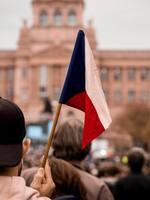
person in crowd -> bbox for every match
[0,97,55,200]
[22,157,88,200]
[97,162,128,196]
[114,147,150,200]
[52,118,114,200]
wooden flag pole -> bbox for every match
[41,103,62,168]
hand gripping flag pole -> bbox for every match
[41,30,112,167]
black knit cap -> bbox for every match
[0,97,26,167]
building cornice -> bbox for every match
[0,50,16,59]
[99,50,150,59]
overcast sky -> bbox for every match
[0,0,150,50]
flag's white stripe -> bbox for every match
[85,36,112,129]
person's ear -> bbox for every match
[22,139,31,157]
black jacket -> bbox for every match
[114,172,150,200]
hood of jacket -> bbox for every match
[0,176,50,200]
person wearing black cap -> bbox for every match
[0,97,55,200]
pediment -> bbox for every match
[32,45,72,58]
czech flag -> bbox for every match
[59,30,112,149]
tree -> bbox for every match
[115,103,150,150]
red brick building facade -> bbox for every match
[0,0,150,147]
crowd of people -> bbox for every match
[0,97,150,200]
[23,120,150,200]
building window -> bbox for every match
[39,65,48,98]
[22,67,28,78]
[68,10,76,26]
[141,68,149,80]
[54,87,61,101]
[114,68,122,80]
[0,69,2,80]
[128,89,135,103]
[54,10,62,26]
[128,68,135,80]
[7,68,14,81]
[7,88,14,101]
[101,67,109,81]
[114,89,122,103]
[141,90,149,102]
[103,88,109,101]
[39,10,48,26]
[20,88,28,101]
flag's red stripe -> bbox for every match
[66,92,86,111]
[66,91,105,148]
[82,93,105,149]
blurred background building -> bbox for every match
[0,0,150,149]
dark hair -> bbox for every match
[50,158,87,200]
[128,147,145,172]
[52,118,91,162]
[22,158,87,200]
[97,163,121,177]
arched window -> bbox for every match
[54,10,62,26]
[39,10,48,26]
[68,10,76,26]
